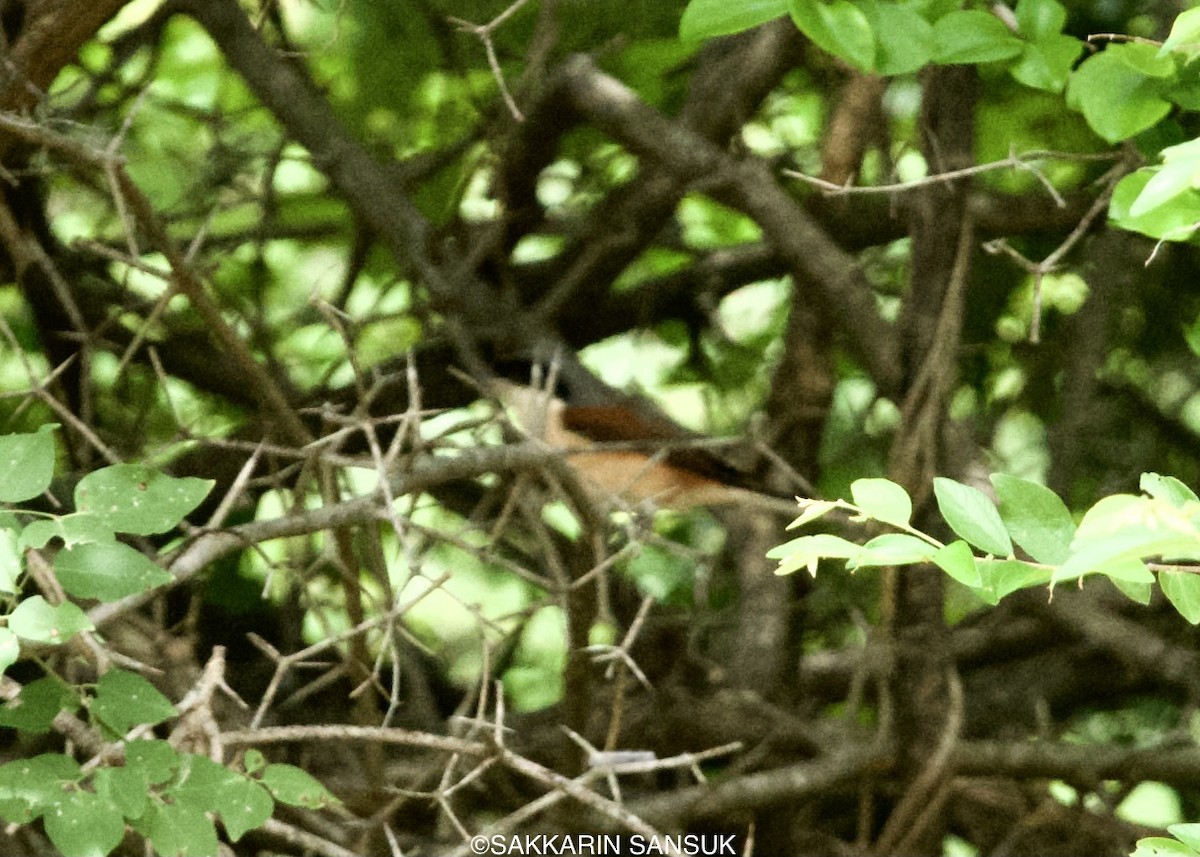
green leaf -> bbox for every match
[932,478,1013,556]
[768,533,864,576]
[787,499,839,529]
[1071,493,1135,535]
[1168,824,1200,852]
[1133,836,1200,857]
[1075,487,1200,547]
[1132,160,1200,218]
[991,473,1075,564]
[125,740,180,786]
[1111,576,1154,605]
[1161,7,1200,60]
[0,677,79,733]
[1110,169,1200,241]
[932,540,982,587]
[1067,47,1172,143]
[215,776,273,842]
[789,0,876,71]
[1114,41,1176,78]
[1059,494,1200,584]
[1167,64,1200,110]
[1011,34,1082,92]
[859,0,933,75]
[169,754,240,810]
[851,533,937,568]
[978,559,1054,603]
[43,790,125,857]
[0,628,18,677]
[8,596,93,644]
[55,541,173,602]
[680,0,788,40]
[21,514,114,551]
[1130,139,1200,218]
[95,766,149,820]
[74,465,212,536]
[932,11,1024,65]
[167,752,274,839]
[137,801,220,857]
[1016,0,1066,40]
[850,477,913,527]
[0,425,57,503]
[1160,570,1200,625]
[90,669,176,734]
[1142,472,1200,507]
[0,528,20,593]
[259,764,339,809]
[243,749,266,774]
[0,754,82,823]
[1097,556,1155,584]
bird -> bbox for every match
[490,374,802,515]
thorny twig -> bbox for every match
[450,0,534,121]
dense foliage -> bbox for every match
[5,0,1200,855]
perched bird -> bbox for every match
[491,376,801,515]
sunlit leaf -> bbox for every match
[1168,824,1200,852]
[787,499,839,529]
[850,477,912,527]
[8,597,93,645]
[850,533,936,567]
[768,533,864,576]
[0,629,17,679]
[1132,835,1200,856]
[1141,472,1200,507]
[1161,7,1200,60]
[1160,570,1200,625]
[1130,141,1200,218]
[1110,169,1200,241]
[1057,527,1200,584]
[0,528,20,594]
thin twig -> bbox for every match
[785,149,1119,201]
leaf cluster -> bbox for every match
[772,471,1200,620]
[682,0,1200,246]
[0,427,336,856]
